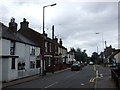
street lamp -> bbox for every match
[95,33,104,50]
[42,3,56,76]
[95,32,105,64]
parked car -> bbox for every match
[71,63,82,71]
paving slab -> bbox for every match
[95,65,116,89]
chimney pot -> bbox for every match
[9,18,17,32]
[20,18,29,29]
[59,38,62,45]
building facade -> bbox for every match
[0,18,41,82]
[18,18,67,73]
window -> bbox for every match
[30,61,35,69]
[11,58,15,69]
[49,43,52,52]
[10,41,15,55]
[55,45,58,53]
[45,42,48,53]
[30,46,35,55]
[18,61,25,70]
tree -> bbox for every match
[69,48,89,63]
[70,48,76,53]
[75,48,82,62]
[81,50,88,63]
[91,52,102,64]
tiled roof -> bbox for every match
[0,23,38,46]
[18,28,43,47]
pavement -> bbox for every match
[2,68,70,89]
[94,65,116,89]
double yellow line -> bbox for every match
[89,65,97,83]
[89,77,96,83]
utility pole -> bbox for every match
[105,41,107,48]
[42,3,56,76]
[52,25,55,74]
[97,46,98,54]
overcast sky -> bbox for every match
[0,0,119,56]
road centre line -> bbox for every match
[44,82,58,88]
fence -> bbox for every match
[111,69,120,90]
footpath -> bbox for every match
[2,68,70,89]
[94,65,116,89]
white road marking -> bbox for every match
[44,82,58,88]
[96,70,99,78]
[81,83,85,85]
[99,73,103,78]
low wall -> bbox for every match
[46,64,66,72]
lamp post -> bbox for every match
[95,32,105,64]
[42,3,56,76]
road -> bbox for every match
[6,65,96,89]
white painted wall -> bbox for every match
[115,52,120,64]
[8,58,18,81]
[16,42,29,71]
[2,58,8,82]
[0,58,2,82]
[35,47,40,56]
[1,39,10,82]
[1,38,41,81]
[2,39,10,55]
[25,44,30,71]
[0,38,2,81]
[66,54,73,64]
[16,42,40,78]
[2,58,18,82]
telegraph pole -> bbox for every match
[42,3,56,76]
[52,25,55,74]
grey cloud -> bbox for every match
[0,1,118,56]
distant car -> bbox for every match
[71,63,82,71]
[89,61,94,65]
[84,63,87,66]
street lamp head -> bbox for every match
[96,33,100,34]
[51,3,57,6]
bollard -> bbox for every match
[96,70,99,78]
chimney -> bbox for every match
[54,36,58,43]
[20,18,29,29]
[9,18,17,32]
[59,38,62,45]
[44,33,47,37]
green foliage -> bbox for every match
[91,52,102,64]
[70,48,88,63]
